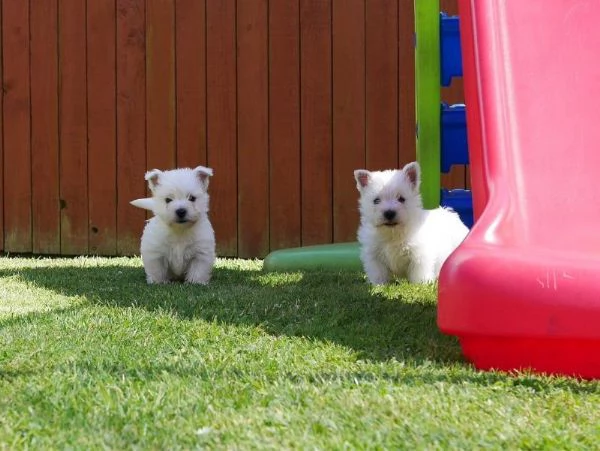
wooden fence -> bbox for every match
[0,0,464,258]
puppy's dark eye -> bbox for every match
[373,198,381,205]
[165,198,172,204]
[188,195,197,202]
[398,196,406,203]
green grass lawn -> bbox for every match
[0,256,599,450]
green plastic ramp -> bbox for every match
[263,242,361,272]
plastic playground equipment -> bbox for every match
[437,0,600,378]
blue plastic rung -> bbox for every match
[441,188,473,228]
[440,13,462,86]
[441,103,469,173]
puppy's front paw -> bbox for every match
[146,274,171,284]
[185,275,210,285]
[185,264,212,285]
[365,266,390,285]
[407,266,437,284]
[361,254,390,285]
[143,259,171,284]
[368,276,389,285]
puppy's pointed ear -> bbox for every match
[144,169,162,191]
[130,198,155,210]
[194,166,213,189]
[354,170,371,191]
[403,162,421,191]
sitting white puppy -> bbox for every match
[131,166,216,285]
[354,162,468,285]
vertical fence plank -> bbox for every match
[332,0,365,243]
[206,0,237,256]
[116,0,146,255]
[88,0,117,255]
[3,0,31,252]
[146,0,175,171]
[237,0,269,258]
[175,0,207,168]
[59,0,89,254]
[300,0,332,246]
[398,0,416,166]
[269,0,301,251]
[31,0,60,254]
[365,0,398,170]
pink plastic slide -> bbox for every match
[438,0,600,378]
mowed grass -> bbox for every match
[0,256,599,450]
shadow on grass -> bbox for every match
[0,260,462,364]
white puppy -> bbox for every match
[354,162,468,285]
[131,166,216,284]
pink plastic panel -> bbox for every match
[438,0,600,378]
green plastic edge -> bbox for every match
[263,242,362,273]
[414,0,441,209]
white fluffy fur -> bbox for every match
[131,166,216,285]
[354,162,468,285]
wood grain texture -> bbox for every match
[31,0,60,254]
[237,0,269,258]
[116,0,147,255]
[300,0,332,246]
[269,0,301,251]
[175,0,207,168]
[146,0,176,170]
[87,0,117,255]
[206,0,237,256]
[398,0,416,167]
[3,0,32,252]
[332,0,365,243]
[59,0,89,254]
[366,0,398,171]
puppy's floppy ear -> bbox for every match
[354,170,371,191]
[194,166,213,189]
[144,169,162,191]
[403,162,421,191]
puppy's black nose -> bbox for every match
[175,208,187,218]
[383,210,396,221]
